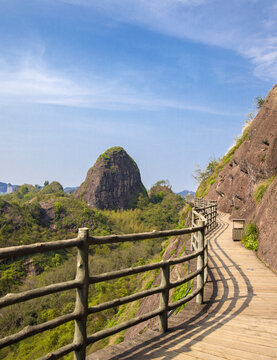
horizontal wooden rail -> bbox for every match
[88,286,163,315]
[89,249,203,284]
[0,279,81,308]
[37,343,80,360]
[0,198,217,360]
[0,237,81,260]
[89,225,203,245]
[168,286,203,311]
[169,267,203,290]
[0,311,79,349]
[87,308,163,344]
[0,226,203,260]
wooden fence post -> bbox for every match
[159,264,170,333]
[196,220,205,304]
[204,220,208,283]
[213,205,215,228]
[74,228,89,360]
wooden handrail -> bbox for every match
[0,198,217,360]
[89,249,203,284]
[88,225,203,244]
[0,312,79,349]
[0,279,82,308]
[0,237,81,260]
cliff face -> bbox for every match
[254,177,277,271]
[74,147,147,210]
[206,84,277,271]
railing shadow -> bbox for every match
[97,216,254,360]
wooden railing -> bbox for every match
[0,199,217,360]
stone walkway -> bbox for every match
[88,213,277,359]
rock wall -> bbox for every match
[206,84,277,271]
[254,176,277,271]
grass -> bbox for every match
[171,277,192,314]
[242,223,258,251]
[254,176,276,203]
[97,146,139,170]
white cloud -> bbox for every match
[0,54,234,115]
[58,0,277,80]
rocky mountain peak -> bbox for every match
[74,147,147,210]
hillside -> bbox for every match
[198,84,277,271]
[0,175,186,359]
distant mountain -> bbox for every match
[0,182,78,195]
[0,182,19,194]
[177,190,195,198]
[64,186,78,194]
[0,182,7,193]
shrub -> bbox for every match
[40,181,63,195]
[242,223,258,251]
[171,279,192,314]
[54,201,66,219]
[254,96,265,109]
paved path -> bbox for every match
[89,213,277,359]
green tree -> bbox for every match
[193,158,219,184]
[254,96,265,109]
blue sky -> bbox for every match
[0,0,276,191]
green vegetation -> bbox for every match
[0,179,187,359]
[103,181,185,233]
[171,271,192,314]
[178,204,192,227]
[261,154,266,163]
[97,146,139,170]
[0,233,165,359]
[0,187,111,296]
[97,146,138,172]
[254,96,265,109]
[195,95,268,198]
[40,181,63,195]
[195,123,250,198]
[193,158,219,185]
[254,176,276,203]
[242,223,258,251]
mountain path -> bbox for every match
[88,213,277,359]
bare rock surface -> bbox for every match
[206,84,277,271]
[75,147,147,210]
[254,176,277,270]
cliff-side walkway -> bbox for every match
[89,213,277,360]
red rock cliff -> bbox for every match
[206,84,277,271]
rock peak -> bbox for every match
[74,147,147,210]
